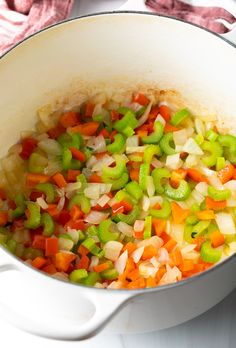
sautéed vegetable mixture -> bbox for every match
[0,91,236,289]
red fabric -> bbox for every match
[146,0,236,33]
[0,0,74,55]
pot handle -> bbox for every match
[0,260,134,340]
[118,0,149,11]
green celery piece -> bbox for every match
[149,199,171,219]
[142,121,164,144]
[208,186,231,201]
[164,180,191,201]
[170,108,189,126]
[200,241,222,263]
[201,141,223,167]
[152,168,171,194]
[160,133,176,155]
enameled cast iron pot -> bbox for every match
[0,0,236,341]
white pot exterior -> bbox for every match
[1,12,236,340]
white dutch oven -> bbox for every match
[0,0,236,341]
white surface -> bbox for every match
[1,0,236,347]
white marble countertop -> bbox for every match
[1,1,236,347]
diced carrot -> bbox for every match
[112,203,124,215]
[161,232,171,244]
[198,257,213,270]
[110,110,120,122]
[41,264,57,275]
[47,124,65,139]
[67,169,81,182]
[88,174,102,183]
[98,128,110,138]
[148,105,159,121]
[77,244,89,256]
[53,252,76,272]
[122,242,137,255]
[127,277,146,289]
[65,219,86,231]
[205,196,226,210]
[94,152,107,160]
[169,248,183,266]
[209,230,225,248]
[70,122,99,136]
[193,236,205,252]
[69,147,86,162]
[133,92,149,106]
[179,260,194,272]
[0,188,7,200]
[164,123,179,133]
[45,237,58,256]
[141,245,158,260]
[152,203,161,210]
[163,239,177,252]
[124,257,135,274]
[133,230,144,239]
[59,111,79,128]
[136,130,148,137]
[159,105,170,122]
[126,269,140,281]
[196,209,215,220]
[32,257,47,269]
[130,168,139,182]
[93,263,109,273]
[171,202,189,224]
[45,204,59,217]
[52,172,67,188]
[170,169,187,188]
[85,102,95,117]
[26,173,50,187]
[156,267,166,283]
[70,205,83,221]
[110,130,117,142]
[218,164,234,184]
[0,212,8,226]
[76,255,90,270]
[152,218,166,237]
[146,276,157,288]
[187,168,208,183]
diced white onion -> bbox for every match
[84,185,100,200]
[59,237,74,251]
[149,195,163,207]
[159,265,182,285]
[157,247,170,264]
[126,135,139,148]
[171,224,184,242]
[115,250,128,274]
[104,241,123,261]
[65,182,82,193]
[139,261,157,278]
[155,114,166,126]
[84,211,109,224]
[227,197,236,207]
[151,158,164,168]
[93,135,106,153]
[147,176,155,197]
[132,246,144,263]
[142,195,150,211]
[92,155,114,171]
[38,139,62,156]
[137,100,153,126]
[173,129,188,146]
[57,196,65,212]
[89,256,99,271]
[215,212,236,235]
[52,272,69,281]
[207,173,224,190]
[195,182,208,196]
[126,146,146,154]
[97,194,110,207]
[194,118,205,135]
[150,256,160,269]
[117,222,133,237]
[191,189,205,204]
[134,220,145,232]
[181,244,197,255]
[166,153,183,170]
[182,138,203,155]
[86,156,97,169]
[138,236,163,249]
[67,228,80,244]
[184,154,199,167]
[224,180,236,191]
[36,197,48,209]
[107,281,123,289]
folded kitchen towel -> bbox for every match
[0,0,74,55]
[146,0,236,33]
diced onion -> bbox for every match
[117,222,133,237]
[171,224,184,242]
[36,197,48,209]
[115,250,128,274]
[194,118,205,135]
[38,139,62,156]
[59,237,74,251]
[65,182,82,193]
[134,220,145,232]
[107,281,123,289]
[173,129,188,146]
[227,197,236,207]
[104,241,123,261]
[67,228,80,244]
[151,158,164,168]
[52,272,69,281]
[126,135,139,148]
[157,247,170,264]
[215,212,236,235]
[137,100,153,126]
[155,114,166,126]
[84,185,100,200]
[142,195,150,211]
[126,146,146,154]
[224,180,236,191]
[138,236,163,249]
[149,196,163,207]
[191,189,205,204]
[159,265,182,285]
[195,182,208,196]
[139,261,157,278]
[132,246,144,263]
[84,211,109,224]
[97,194,110,207]
[150,256,160,269]
[182,138,203,155]
[147,176,155,197]
[166,154,183,170]
[181,244,197,255]
[93,135,106,153]
[184,154,199,167]
[92,155,114,171]
[57,196,65,212]
[89,256,99,271]
[86,156,97,169]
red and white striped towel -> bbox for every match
[0,1,235,56]
[0,0,74,55]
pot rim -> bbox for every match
[1,10,236,295]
